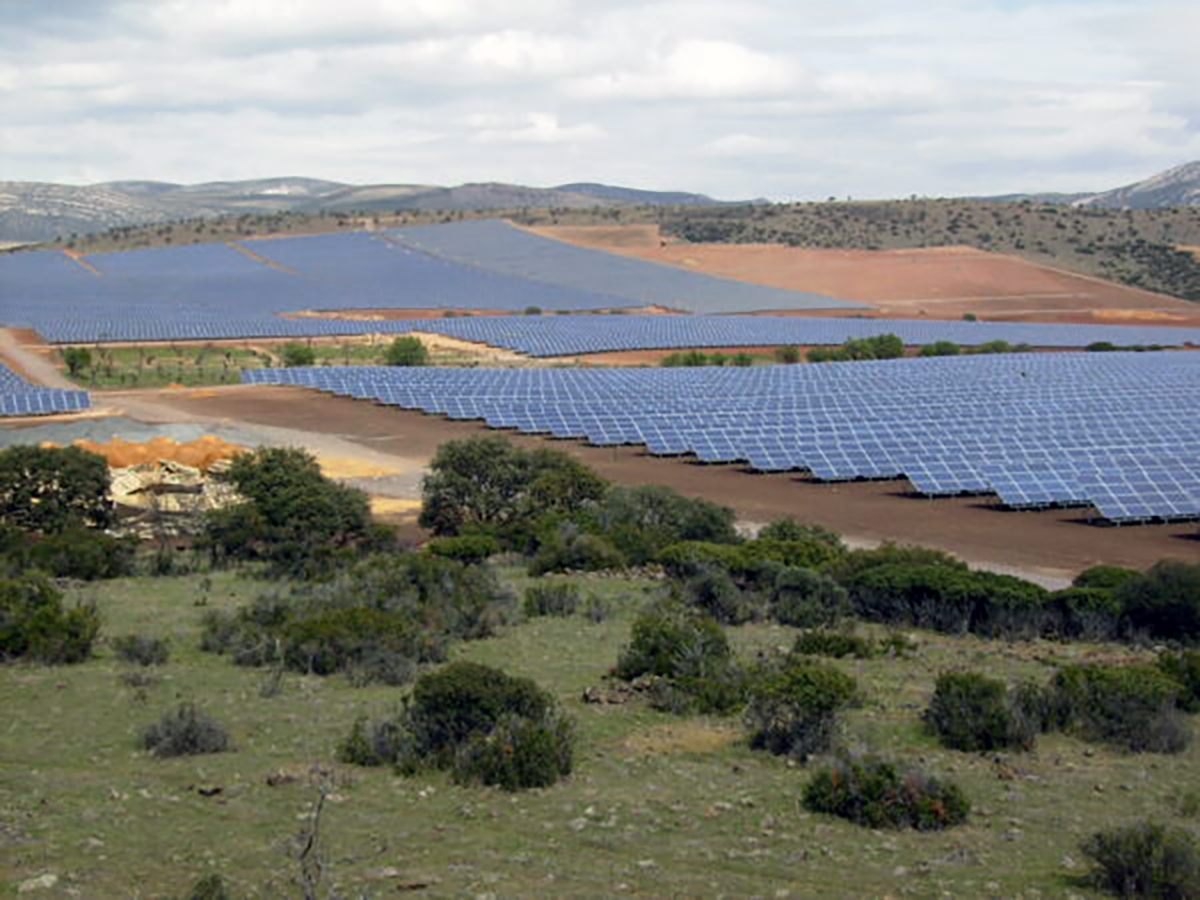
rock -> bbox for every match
[568,818,588,832]
[18,874,58,893]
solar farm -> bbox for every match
[2,219,1199,528]
[244,351,1200,524]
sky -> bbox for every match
[1,0,1198,200]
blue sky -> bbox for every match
[0,0,1196,198]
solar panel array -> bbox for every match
[244,351,1200,524]
[0,362,90,417]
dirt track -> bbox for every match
[92,384,1200,581]
[534,225,1200,326]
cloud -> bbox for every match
[0,0,1196,198]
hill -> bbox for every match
[0,178,721,244]
[1074,160,1200,210]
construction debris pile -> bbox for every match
[110,459,242,539]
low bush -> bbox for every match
[425,534,500,564]
[1158,650,1200,713]
[770,567,849,628]
[25,529,138,580]
[757,518,845,549]
[682,567,758,625]
[597,485,738,566]
[1052,664,1191,753]
[338,662,575,790]
[523,582,581,618]
[1049,587,1122,641]
[529,522,624,575]
[280,342,315,367]
[1081,820,1200,899]
[451,711,575,791]
[615,602,744,714]
[925,672,1037,752]
[1117,561,1200,643]
[744,657,859,760]
[0,574,100,664]
[111,634,170,667]
[281,606,433,678]
[802,755,970,831]
[187,874,233,900]
[791,631,874,659]
[1074,565,1140,592]
[140,703,231,757]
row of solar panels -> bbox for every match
[0,363,90,418]
[243,352,1200,523]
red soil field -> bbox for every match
[532,225,1200,327]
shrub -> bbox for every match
[1081,821,1200,899]
[682,567,757,624]
[1158,650,1200,713]
[61,346,92,376]
[1052,665,1191,753]
[140,703,231,757]
[383,336,429,367]
[451,712,575,790]
[822,543,966,583]
[425,534,500,564]
[1117,561,1200,642]
[802,755,970,831]
[791,631,874,659]
[758,518,844,549]
[524,582,581,618]
[340,663,574,790]
[0,445,114,534]
[1074,565,1140,592]
[111,634,170,667]
[770,567,849,628]
[919,341,961,357]
[597,485,738,566]
[25,529,138,580]
[0,574,100,664]
[744,658,859,760]
[529,522,624,575]
[1050,587,1122,641]
[280,342,315,367]
[925,672,1036,752]
[281,606,428,677]
[774,345,801,364]
[187,874,233,900]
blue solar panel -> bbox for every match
[244,352,1200,524]
[0,362,91,418]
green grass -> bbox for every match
[2,569,1198,897]
[58,340,501,390]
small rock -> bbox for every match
[892,866,910,877]
[18,874,58,893]
[568,818,588,832]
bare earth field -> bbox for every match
[534,225,1200,326]
[72,384,1200,582]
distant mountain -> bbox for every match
[1073,161,1200,210]
[0,178,724,244]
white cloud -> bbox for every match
[0,0,1196,198]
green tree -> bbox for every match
[419,437,607,537]
[0,445,113,534]
[384,336,429,367]
[61,346,92,377]
[280,342,316,367]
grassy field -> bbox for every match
[58,339,498,389]
[2,567,1198,897]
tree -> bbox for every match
[384,336,429,367]
[61,347,92,377]
[419,437,607,537]
[281,342,316,367]
[0,445,113,534]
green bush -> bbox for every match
[1074,565,1140,592]
[0,445,114,534]
[1049,587,1122,641]
[0,574,100,664]
[774,345,801,364]
[770,567,849,628]
[340,663,574,790]
[425,534,500,564]
[280,342,316,367]
[1117,561,1200,642]
[187,874,232,900]
[451,712,575,791]
[140,703,231,757]
[25,529,138,580]
[281,607,428,678]
[791,631,874,659]
[925,672,1036,752]
[1081,820,1200,899]
[598,485,738,566]
[918,341,961,357]
[682,567,757,625]
[758,518,844,548]
[383,336,429,367]
[529,522,624,575]
[1052,665,1191,753]
[744,658,859,760]
[61,346,92,377]
[111,634,170,667]
[822,543,966,582]
[1158,650,1200,713]
[523,582,581,618]
[803,755,970,831]
[615,602,743,714]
